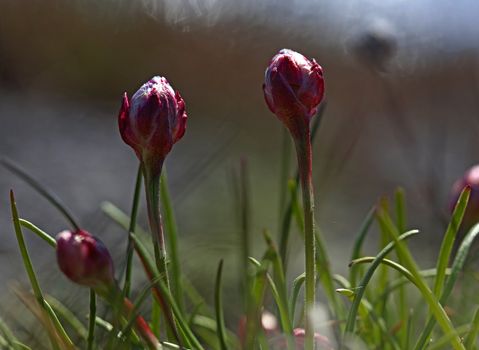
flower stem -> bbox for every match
[143,162,171,293]
[143,162,178,342]
[293,131,316,350]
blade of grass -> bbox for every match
[101,202,149,237]
[433,186,470,298]
[10,191,73,349]
[19,219,56,248]
[415,221,479,349]
[130,233,203,350]
[214,260,228,350]
[394,188,408,349]
[290,273,305,326]
[464,307,479,350]
[45,295,88,341]
[160,169,184,313]
[123,164,143,298]
[87,289,96,350]
[262,231,294,349]
[0,317,30,350]
[427,324,470,350]
[2,158,80,230]
[377,210,465,350]
[349,206,376,286]
[344,229,419,335]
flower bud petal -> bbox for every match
[263,49,324,137]
[118,76,187,173]
[56,230,115,291]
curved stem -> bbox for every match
[293,132,316,350]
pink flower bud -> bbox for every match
[56,230,115,292]
[263,49,324,138]
[291,328,333,350]
[118,76,187,174]
[450,165,479,229]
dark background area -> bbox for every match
[1,0,479,341]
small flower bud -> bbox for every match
[291,328,333,350]
[56,230,115,292]
[118,76,187,175]
[263,49,324,138]
[450,165,479,229]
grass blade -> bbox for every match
[19,219,56,248]
[433,186,470,298]
[349,206,376,286]
[87,289,96,350]
[377,210,465,350]
[10,191,73,349]
[130,233,204,350]
[2,158,80,230]
[290,273,305,326]
[464,307,479,350]
[344,229,418,335]
[160,169,184,313]
[214,260,228,350]
[415,222,479,349]
[123,164,143,298]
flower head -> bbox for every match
[450,165,479,229]
[56,230,115,293]
[118,76,187,175]
[263,49,324,138]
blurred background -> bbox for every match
[1,0,479,342]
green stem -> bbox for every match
[160,170,184,312]
[293,132,316,350]
[143,163,171,293]
[143,162,178,342]
[87,289,96,350]
[124,164,143,297]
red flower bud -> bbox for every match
[263,49,324,138]
[450,165,479,229]
[56,230,115,292]
[118,76,187,174]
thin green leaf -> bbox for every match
[19,219,56,248]
[464,307,479,350]
[87,289,96,350]
[101,202,149,237]
[160,169,184,313]
[349,206,376,286]
[433,186,470,297]
[377,210,465,350]
[10,191,73,349]
[214,260,228,350]
[130,233,203,350]
[394,187,409,349]
[344,229,419,335]
[0,317,29,350]
[124,164,143,298]
[2,158,80,230]
[427,324,470,350]
[290,273,305,325]
[45,295,88,340]
[415,222,479,350]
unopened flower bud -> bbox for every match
[56,230,115,292]
[263,49,324,138]
[450,165,479,229]
[118,76,187,175]
[291,328,333,350]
